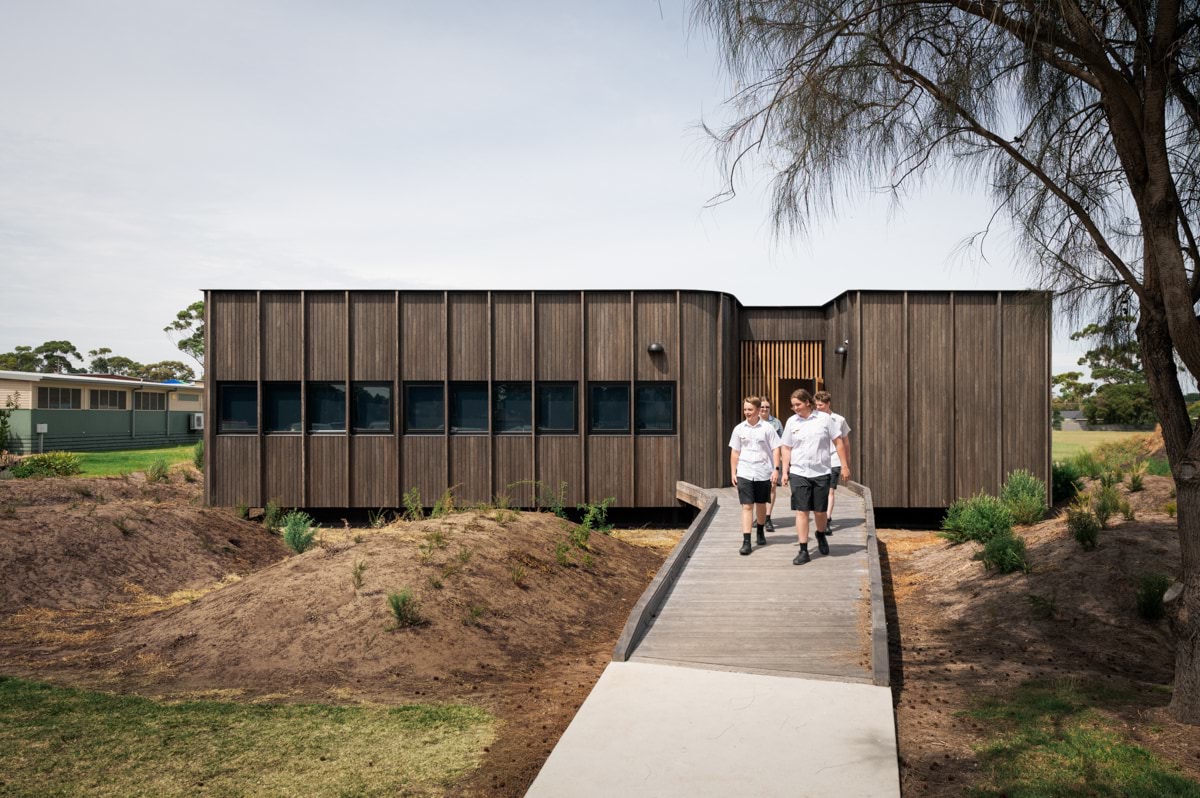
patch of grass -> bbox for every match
[463,604,486,626]
[401,487,425,521]
[1001,469,1048,525]
[192,439,203,471]
[73,445,194,478]
[568,524,591,550]
[491,508,519,525]
[387,589,426,628]
[578,497,614,534]
[1136,574,1172,621]
[1051,430,1144,462]
[965,679,1200,798]
[428,574,444,590]
[510,564,527,588]
[181,469,197,484]
[235,502,249,521]
[425,528,448,549]
[554,540,574,567]
[368,507,389,529]
[112,518,134,536]
[431,486,458,518]
[281,510,319,554]
[146,458,170,483]
[1147,457,1172,477]
[455,546,472,565]
[1092,482,1122,529]
[1166,500,1178,517]
[1025,592,1056,620]
[0,675,493,798]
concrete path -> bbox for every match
[526,486,900,797]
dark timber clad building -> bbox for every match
[203,289,1051,510]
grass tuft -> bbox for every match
[386,589,426,628]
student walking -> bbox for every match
[759,398,784,533]
[814,391,851,529]
[780,389,849,565]
[729,396,781,556]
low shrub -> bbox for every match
[368,508,389,529]
[1120,499,1135,521]
[263,500,284,532]
[402,487,425,521]
[510,564,527,587]
[1091,483,1122,529]
[235,502,249,520]
[578,498,614,534]
[1067,449,1103,480]
[350,559,368,590]
[940,492,1013,544]
[282,509,319,554]
[1135,573,1172,620]
[976,530,1030,574]
[1050,461,1084,503]
[11,451,82,478]
[146,458,170,483]
[1146,457,1171,477]
[192,440,204,471]
[432,486,457,518]
[1066,504,1100,550]
[1127,462,1146,493]
[1165,500,1177,517]
[387,589,425,628]
[1001,469,1047,525]
[554,541,574,567]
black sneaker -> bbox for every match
[765,517,775,532]
[793,549,811,565]
[756,529,767,547]
[739,539,752,556]
[815,530,830,555]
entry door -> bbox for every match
[777,378,817,425]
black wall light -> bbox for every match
[648,342,665,354]
[834,339,849,355]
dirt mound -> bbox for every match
[0,475,287,614]
[104,511,662,699]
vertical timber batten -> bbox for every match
[256,291,264,507]
[996,291,1004,494]
[300,291,308,507]
[345,291,352,508]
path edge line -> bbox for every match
[845,480,890,687]
[612,482,718,662]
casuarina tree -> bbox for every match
[695,0,1200,721]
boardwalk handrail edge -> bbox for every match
[612,482,719,662]
[843,480,890,687]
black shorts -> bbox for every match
[736,477,771,505]
[790,474,831,512]
[830,467,841,490]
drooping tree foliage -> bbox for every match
[695,0,1200,721]
[164,300,204,370]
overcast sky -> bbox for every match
[0,1,1089,375]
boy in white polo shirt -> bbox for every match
[814,390,851,529]
[729,396,781,556]
[781,389,849,565]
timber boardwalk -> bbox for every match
[527,484,899,797]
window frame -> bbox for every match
[403,382,445,434]
[217,382,258,434]
[264,382,303,434]
[37,386,81,410]
[493,382,533,434]
[535,382,579,435]
[90,389,128,411]
[307,381,347,434]
[133,391,166,411]
[449,381,489,435]
[634,381,677,435]
[588,382,631,435]
[351,382,393,435]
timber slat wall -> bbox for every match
[206,288,1050,509]
[207,290,726,509]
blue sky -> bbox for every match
[0,1,1087,373]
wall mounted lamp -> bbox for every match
[834,339,849,355]
[647,342,665,354]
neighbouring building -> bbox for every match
[0,371,204,454]
[203,289,1051,510]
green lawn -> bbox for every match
[1052,430,1144,462]
[0,675,494,797]
[73,445,197,477]
[966,680,1200,797]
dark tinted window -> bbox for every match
[307,382,346,432]
[450,382,488,433]
[589,383,630,433]
[404,384,444,433]
[494,383,532,433]
[635,382,675,433]
[218,383,257,433]
[265,383,301,433]
[134,392,166,411]
[90,389,127,410]
[38,387,81,409]
[353,383,392,433]
[537,383,577,433]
